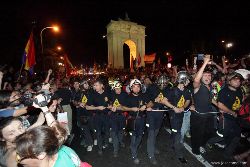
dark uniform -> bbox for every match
[125,93,149,159]
[146,84,166,159]
[166,87,191,159]
[87,90,111,152]
[109,91,127,155]
[71,87,82,132]
[218,86,243,157]
[78,90,94,147]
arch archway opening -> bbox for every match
[124,39,136,69]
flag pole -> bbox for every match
[17,63,24,82]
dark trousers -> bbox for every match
[110,112,126,153]
[169,111,184,158]
[77,109,94,146]
[128,116,145,158]
[146,112,163,158]
[224,116,241,157]
[93,113,110,150]
[190,113,215,154]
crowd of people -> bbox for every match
[0,54,249,166]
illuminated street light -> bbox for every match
[226,43,233,48]
[40,25,60,71]
[40,25,60,54]
[52,25,59,32]
[57,46,62,51]
[225,42,233,57]
[58,62,63,66]
[167,63,172,68]
[221,40,225,43]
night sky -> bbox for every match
[1,1,250,69]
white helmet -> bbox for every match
[129,79,142,89]
[235,69,250,80]
[227,71,244,81]
[112,81,122,90]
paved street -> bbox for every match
[70,119,249,167]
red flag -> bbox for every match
[137,53,141,67]
[130,56,134,72]
[23,31,36,74]
[144,53,156,64]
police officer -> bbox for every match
[179,72,192,143]
[217,72,244,158]
[71,79,82,134]
[158,71,191,163]
[86,78,110,155]
[77,79,94,152]
[109,80,127,157]
[145,75,169,165]
[122,79,150,164]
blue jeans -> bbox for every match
[181,111,191,143]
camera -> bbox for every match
[20,92,51,107]
[19,92,34,106]
[33,93,51,107]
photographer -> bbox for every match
[0,90,28,117]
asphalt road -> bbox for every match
[69,123,249,167]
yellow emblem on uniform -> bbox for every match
[105,97,108,102]
[177,95,185,108]
[232,96,241,111]
[158,92,164,101]
[113,99,120,107]
[81,95,88,104]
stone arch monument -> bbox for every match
[106,18,145,69]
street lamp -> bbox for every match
[225,42,233,56]
[40,25,59,54]
[40,25,59,71]
[57,46,62,51]
[226,43,233,48]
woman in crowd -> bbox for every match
[15,125,81,167]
